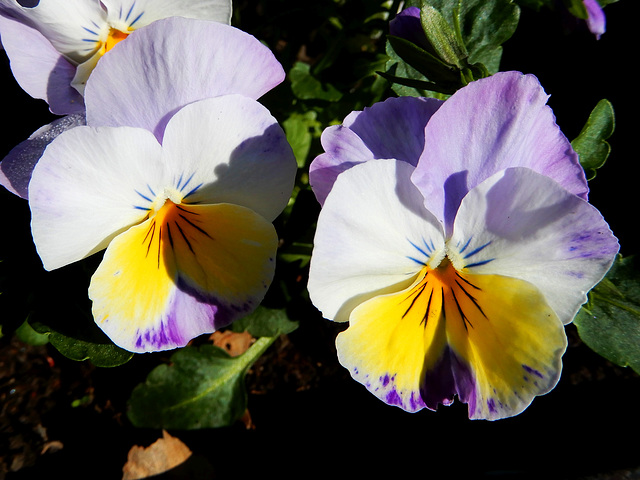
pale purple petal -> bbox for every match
[0,13,84,114]
[344,96,442,165]
[309,126,374,206]
[309,96,442,205]
[0,113,86,198]
[85,17,286,142]
[411,71,588,234]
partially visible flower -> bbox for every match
[1,17,285,199]
[0,0,232,114]
[583,0,606,39]
[29,95,297,353]
[307,71,619,419]
[388,6,428,50]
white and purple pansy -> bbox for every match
[29,94,297,353]
[0,0,232,113]
[307,71,619,420]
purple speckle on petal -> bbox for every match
[522,364,544,379]
[385,388,403,407]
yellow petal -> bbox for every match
[89,201,277,352]
[337,259,566,419]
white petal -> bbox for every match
[101,0,232,27]
[449,167,619,323]
[6,0,108,63]
[29,125,165,270]
[160,95,297,222]
[308,159,445,323]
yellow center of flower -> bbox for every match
[99,27,130,55]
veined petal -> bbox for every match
[412,71,588,233]
[338,260,567,420]
[449,167,619,324]
[29,125,165,270]
[308,159,445,323]
[89,202,278,353]
[309,96,442,205]
[0,13,84,114]
[160,96,296,222]
[85,17,286,141]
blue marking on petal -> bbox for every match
[183,183,203,200]
[459,237,472,254]
[125,2,136,21]
[408,239,431,261]
[129,11,144,27]
[178,172,196,193]
[175,173,185,190]
[134,206,151,211]
[147,184,156,197]
[135,189,153,203]
[463,241,492,259]
[422,238,434,254]
[82,26,99,36]
[464,259,494,268]
[407,256,426,266]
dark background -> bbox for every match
[1,1,639,479]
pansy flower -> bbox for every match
[307,71,619,420]
[1,17,285,199]
[29,94,297,353]
[0,0,232,114]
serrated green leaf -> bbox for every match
[127,339,273,429]
[289,62,343,102]
[574,255,640,373]
[572,99,614,180]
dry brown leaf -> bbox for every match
[122,430,192,480]
[210,330,253,357]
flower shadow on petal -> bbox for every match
[186,123,296,222]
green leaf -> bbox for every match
[571,99,614,181]
[420,4,468,68]
[384,39,456,98]
[127,338,274,429]
[29,315,133,367]
[289,62,343,102]
[426,0,520,67]
[15,318,49,346]
[283,111,322,168]
[230,305,299,338]
[574,255,640,374]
